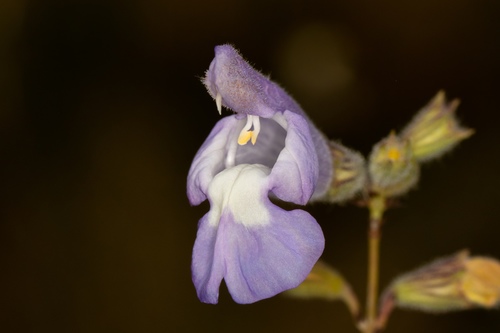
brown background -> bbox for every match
[0,0,499,332]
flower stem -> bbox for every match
[364,195,386,333]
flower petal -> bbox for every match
[192,207,324,304]
[204,44,313,121]
[269,111,318,204]
[224,206,324,304]
[191,213,224,304]
[204,45,275,118]
[191,164,324,304]
[187,115,241,205]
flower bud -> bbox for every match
[368,132,419,197]
[325,141,367,203]
[382,251,500,313]
[401,91,474,162]
[462,257,500,307]
[284,260,360,318]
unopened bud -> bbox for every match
[325,141,367,203]
[383,250,500,313]
[368,132,419,197]
[401,91,474,162]
[462,257,500,307]
[284,260,360,318]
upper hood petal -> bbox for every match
[203,44,333,198]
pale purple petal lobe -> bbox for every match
[192,206,324,304]
[191,213,224,304]
[223,208,324,304]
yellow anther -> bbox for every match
[237,115,261,146]
[251,131,258,145]
[238,130,254,145]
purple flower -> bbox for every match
[187,45,333,304]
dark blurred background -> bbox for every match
[0,0,499,332]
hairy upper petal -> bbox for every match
[203,44,333,199]
[204,45,312,119]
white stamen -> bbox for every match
[237,115,261,145]
[251,116,261,145]
[225,138,238,168]
[243,115,254,131]
[216,92,222,115]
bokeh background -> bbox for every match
[1,0,499,332]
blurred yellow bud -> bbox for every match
[368,132,419,197]
[325,141,367,203]
[284,260,359,318]
[462,257,500,307]
[382,251,500,314]
[389,251,469,312]
[401,91,474,162]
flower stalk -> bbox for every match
[361,195,386,333]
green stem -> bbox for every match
[364,195,386,333]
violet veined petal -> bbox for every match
[222,207,324,304]
[193,208,324,304]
